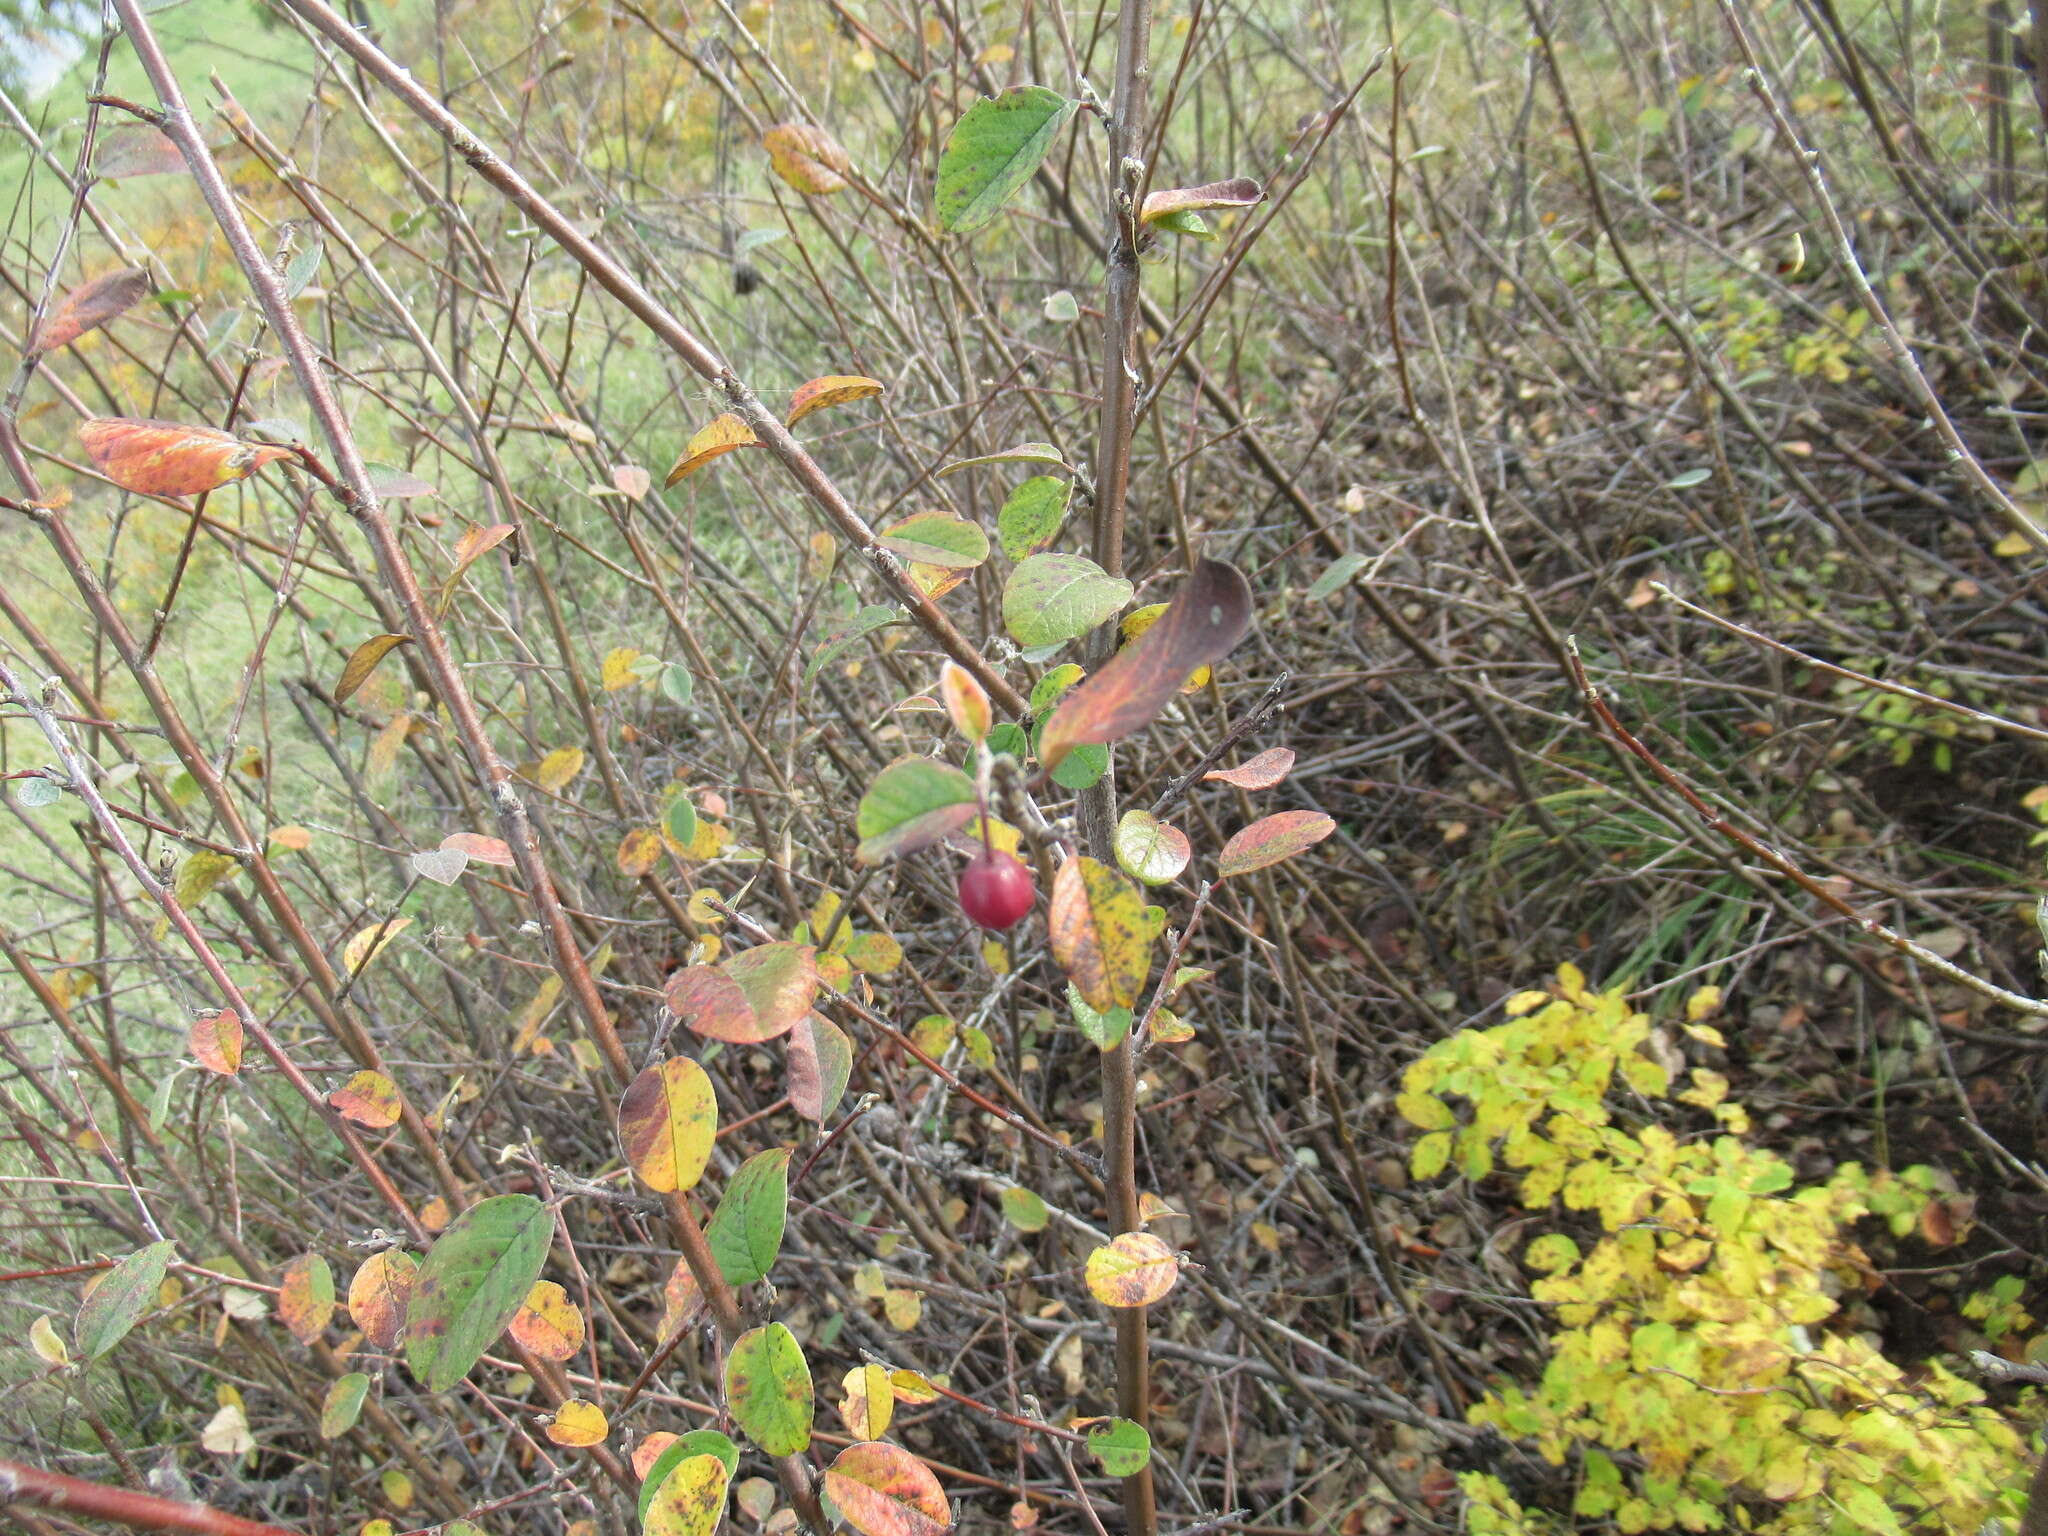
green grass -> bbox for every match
[4,0,332,209]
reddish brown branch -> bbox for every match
[0,1459,303,1536]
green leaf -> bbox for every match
[1000,1187,1049,1232]
[1029,663,1085,716]
[806,605,904,685]
[1149,208,1214,239]
[934,86,1078,235]
[706,1148,793,1285]
[1088,1417,1152,1475]
[17,776,61,808]
[855,757,979,863]
[638,1433,739,1525]
[404,1194,553,1392]
[665,795,699,850]
[1049,743,1108,789]
[1114,810,1191,886]
[642,1452,731,1536]
[938,441,1068,478]
[1410,1131,1452,1180]
[1068,985,1132,1050]
[1308,552,1370,601]
[724,1321,813,1456]
[661,664,696,709]
[879,510,990,569]
[997,476,1071,559]
[1003,554,1132,652]
[76,1240,175,1359]
[985,721,1029,760]
[320,1373,369,1439]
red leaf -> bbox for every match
[1038,560,1253,769]
[1217,810,1335,878]
[440,832,517,868]
[1203,747,1294,790]
[31,268,152,353]
[78,418,294,498]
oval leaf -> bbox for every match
[839,1363,895,1441]
[75,1240,175,1359]
[78,418,293,498]
[279,1252,335,1345]
[1039,559,1252,769]
[1084,1232,1179,1308]
[335,634,411,705]
[665,415,758,486]
[706,1148,792,1286]
[937,441,1067,478]
[329,1069,402,1129]
[724,1321,813,1456]
[788,1012,854,1122]
[668,942,817,1043]
[1217,810,1336,878]
[996,476,1071,559]
[855,757,979,863]
[31,267,152,353]
[1003,554,1133,653]
[347,1249,417,1351]
[189,1009,244,1075]
[643,1451,732,1536]
[441,832,517,868]
[508,1279,585,1362]
[547,1398,609,1448]
[787,375,883,426]
[1139,178,1264,223]
[1113,811,1190,887]
[825,1442,952,1536]
[764,122,851,194]
[1203,747,1294,790]
[879,510,990,570]
[1049,857,1152,1012]
[934,86,1078,235]
[619,1057,718,1193]
[320,1373,369,1439]
[1086,1417,1152,1475]
[404,1194,554,1392]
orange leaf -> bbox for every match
[1084,1231,1179,1307]
[347,1249,416,1350]
[1048,857,1151,1012]
[613,464,652,500]
[1038,560,1251,770]
[824,1442,952,1536]
[786,375,883,427]
[189,1009,244,1075]
[664,415,758,486]
[77,418,293,498]
[31,268,152,353]
[1216,810,1335,878]
[1203,747,1294,790]
[617,826,664,877]
[763,123,851,194]
[666,941,817,1043]
[278,1252,335,1345]
[509,1279,586,1361]
[437,523,517,611]
[329,1068,402,1129]
[440,832,516,868]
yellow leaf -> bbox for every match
[546,1398,609,1448]
[1049,856,1151,1011]
[762,122,851,194]
[336,633,412,705]
[786,375,883,427]
[537,746,586,793]
[617,827,663,877]
[341,919,412,977]
[601,647,646,691]
[664,414,758,486]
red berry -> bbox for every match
[958,849,1035,930]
